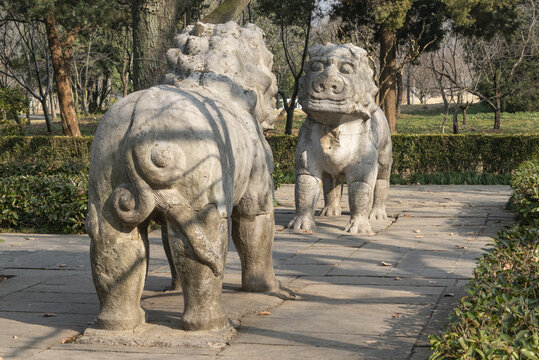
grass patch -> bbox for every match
[399,103,539,135]
[268,104,539,135]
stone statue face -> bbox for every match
[299,44,378,121]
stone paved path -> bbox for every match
[0,185,513,359]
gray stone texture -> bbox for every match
[85,22,280,332]
[0,184,513,359]
[288,43,393,234]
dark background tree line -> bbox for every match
[0,0,536,136]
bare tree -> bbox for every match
[0,15,54,132]
[459,0,537,129]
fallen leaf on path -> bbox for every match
[24,237,35,240]
[449,232,454,236]
[392,313,401,318]
[365,340,378,344]
[456,245,467,249]
[258,311,271,316]
[207,342,226,349]
[413,229,421,233]
[61,336,77,344]
[403,214,411,218]
[58,264,67,268]
[394,277,402,280]
[379,261,392,267]
[415,235,424,239]
[12,336,18,339]
[42,313,56,317]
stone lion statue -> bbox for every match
[86,22,280,332]
[288,43,393,234]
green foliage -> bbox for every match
[0,134,536,233]
[429,154,539,359]
[0,136,93,165]
[267,135,298,176]
[0,86,26,135]
[267,134,539,180]
[510,157,539,224]
[391,134,539,175]
[442,0,520,38]
[429,223,539,359]
[0,174,88,233]
[3,0,124,32]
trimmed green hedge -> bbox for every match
[429,157,539,359]
[0,134,538,233]
[2,134,537,178]
[268,134,539,178]
[0,174,88,233]
[510,158,539,224]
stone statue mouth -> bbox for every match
[307,98,348,106]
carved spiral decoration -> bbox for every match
[111,184,154,225]
[151,144,173,168]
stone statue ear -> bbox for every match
[347,44,367,60]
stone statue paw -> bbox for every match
[369,208,388,220]
[317,204,342,217]
[344,216,372,234]
[287,215,316,233]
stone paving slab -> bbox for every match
[0,185,513,359]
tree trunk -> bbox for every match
[48,91,56,130]
[44,13,81,136]
[406,66,411,105]
[494,98,501,130]
[452,111,459,134]
[379,25,397,133]
[39,97,51,131]
[396,70,403,116]
[203,0,251,24]
[285,105,294,135]
[132,0,182,91]
[461,106,468,125]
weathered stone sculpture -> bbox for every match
[85,22,280,332]
[288,44,393,234]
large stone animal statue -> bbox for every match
[288,43,393,234]
[85,22,280,332]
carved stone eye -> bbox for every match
[339,63,354,74]
[310,61,323,72]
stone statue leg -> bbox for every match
[166,203,228,331]
[287,174,321,232]
[232,159,278,292]
[344,163,378,234]
[318,173,343,216]
[87,203,147,330]
[369,166,390,220]
[161,221,181,291]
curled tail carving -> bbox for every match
[111,148,155,226]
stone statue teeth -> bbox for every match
[288,43,393,234]
[86,21,280,332]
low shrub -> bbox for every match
[429,157,539,359]
[429,224,539,359]
[0,174,88,234]
[510,158,539,224]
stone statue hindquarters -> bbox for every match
[288,44,393,234]
[85,22,280,332]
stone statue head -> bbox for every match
[299,43,378,121]
[162,22,278,131]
